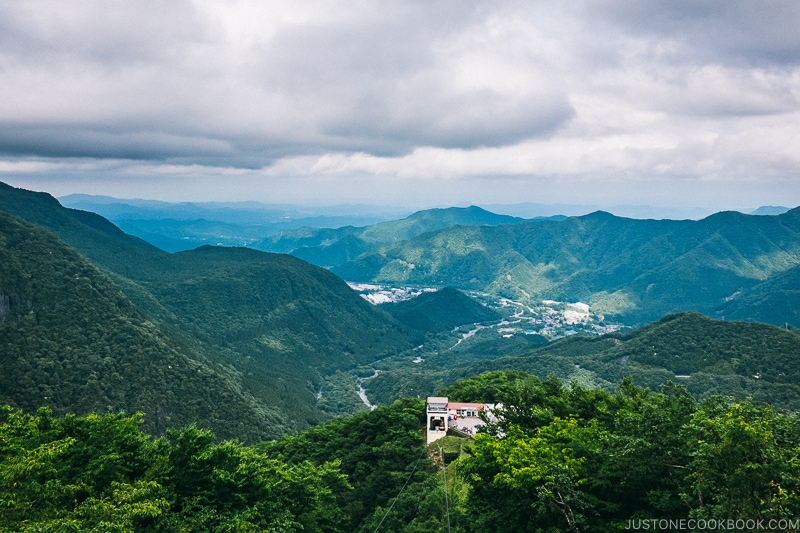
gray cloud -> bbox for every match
[0,1,577,163]
[590,0,800,67]
[0,0,798,209]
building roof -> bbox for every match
[447,402,485,410]
[427,397,448,404]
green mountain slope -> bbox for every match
[478,312,800,409]
[361,312,800,412]
[0,182,415,435]
[253,205,528,267]
[0,182,172,280]
[718,263,800,327]
[0,211,283,441]
[333,209,800,325]
[132,245,413,424]
[384,286,500,334]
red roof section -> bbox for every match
[447,402,485,410]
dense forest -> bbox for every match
[3,374,799,532]
[0,183,416,438]
[0,211,283,441]
[363,312,800,413]
[3,182,800,530]
[333,208,800,325]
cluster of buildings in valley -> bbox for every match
[487,298,624,339]
[347,282,436,304]
[348,282,624,339]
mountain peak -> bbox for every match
[751,205,791,216]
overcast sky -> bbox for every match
[1,0,799,210]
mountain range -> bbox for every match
[58,193,412,252]
[0,182,416,440]
[56,192,800,331]
[3,180,800,443]
[252,205,550,267]
[333,208,800,326]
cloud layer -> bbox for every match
[1,0,799,208]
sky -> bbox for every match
[1,0,799,211]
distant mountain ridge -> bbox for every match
[333,208,800,326]
[751,205,790,216]
[252,206,558,267]
[58,193,410,252]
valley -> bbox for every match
[4,180,800,431]
[351,281,624,342]
[3,181,800,531]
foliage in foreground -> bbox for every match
[0,406,349,532]
[458,373,800,532]
[3,375,800,532]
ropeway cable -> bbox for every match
[370,447,427,533]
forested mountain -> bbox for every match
[0,182,171,279]
[718,263,800,326]
[252,206,534,267]
[0,211,280,441]
[0,182,415,439]
[364,312,800,412]
[383,286,501,335]
[334,208,800,325]
[4,378,799,532]
[524,312,800,409]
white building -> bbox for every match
[426,396,499,444]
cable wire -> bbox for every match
[371,448,427,533]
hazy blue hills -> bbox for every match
[0,211,284,441]
[383,286,501,334]
[751,205,790,216]
[59,193,408,226]
[333,208,800,326]
[252,205,538,268]
[59,194,409,251]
